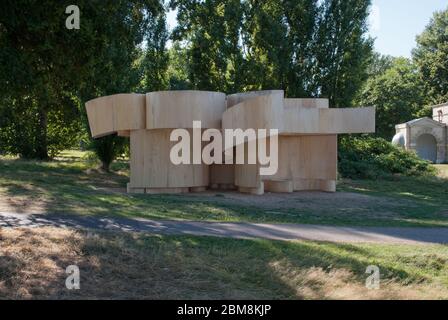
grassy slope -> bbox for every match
[0,150,447,227]
[1,153,447,300]
[1,227,447,299]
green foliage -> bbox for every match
[71,1,168,171]
[0,0,88,159]
[242,0,318,95]
[89,135,127,172]
[0,0,167,161]
[366,52,395,77]
[138,12,170,92]
[356,57,426,139]
[167,42,192,90]
[171,0,373,101]
[313,0,373,107]
[2,0,445,178]
[171,0,246,92]
[338,136,436,179]
[413,7,448,105]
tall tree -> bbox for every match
[170,0,246,92]
[76,1,167,171]
[167,41,192,90]
[413,7,448,105]
[0,0,167,163]
[313,0,373,107]
[139,12,170,92]
[243,0,318,96]
[0,0,91,158]
[356,57,426,139]
[366,52,395,77]
[170,0,373,102]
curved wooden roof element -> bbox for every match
[222,90,375,135]
[86,91,227,138]
[146,91,226,129]
[86,94,146,138]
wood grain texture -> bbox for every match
[226,90,284,109]
[146,91,226,129]
[86,90,375,194]
[86,94,145,138]
[282,107,375,134]
[129,129,209,189]
[284,98,329,109]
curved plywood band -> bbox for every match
[282,107,376,135]
[223,90,374,135]
[284,98,329,109]
[222,91,284,132]
[86,94,146,138]
[226,90,284,109]
[146,91,226,129]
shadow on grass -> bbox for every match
[1,156,448,227]
[3,228,445,299]
[339,175,448,206]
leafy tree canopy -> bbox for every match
[356,56,426,139]
[413,7,448,105]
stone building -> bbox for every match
[392,102,448,163]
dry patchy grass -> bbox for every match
[0,227,447,300]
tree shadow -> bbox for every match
[1,156,448,227]
[1,228,440,299]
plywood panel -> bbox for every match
[294,179,336,192]
[318,107,375,134]
[86,95,115,138]
[233,142,260,188]
[260,135,337,191]
[113,94,146,132]
[146,91,226,129]
[284,98,329,109]
[222,92,284,138]
[282,107,375,135]
[85,90,375,195]
[86,94,146,138]
[210,164,235,185]
[293,135,338,180]
[129,129,146,187]
[264,180,293,193]
[129,129,209,189]
[227,90,284,109]
[235,163,260,188]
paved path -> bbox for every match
[0,212,447,244]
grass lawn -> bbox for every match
[1,152,447,300]
[0,227,447,299]
[0,150,447,227]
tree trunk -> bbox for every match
[100,160,110,172]
[36,108,49,160]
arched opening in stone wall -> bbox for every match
[416,134,437,163]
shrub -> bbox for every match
[338,136,436,179]
[88,135,127,172]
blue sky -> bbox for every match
[369,0,447,57]
[167,0,448,58]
